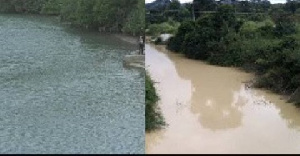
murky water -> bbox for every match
[145,44,300,154]
[0,14,144,154]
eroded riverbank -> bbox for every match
[145,44,300,154]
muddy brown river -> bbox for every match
[145,44,300,154]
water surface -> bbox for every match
[0,14,144,154]
[145,44,300,154]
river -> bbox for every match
[145,44,300,154]
[0,14,144,154]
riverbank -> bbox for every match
[166,7,300,102]
[0,0,144,36]
[114,34,139,45]
[146,44,300,154]
[145,73,165,131]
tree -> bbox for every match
[237,0,252,12]
[285,0,300,14]
[0,0,144,35]
[168,0,181,10]
[0,0,16,12]
[193,0,216,11]
[122,0,145,35]
[41,0,62,15]
[261,0,271,12]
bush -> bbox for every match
[182,31,210,59]
[240,21,260,38]
[40,0,61,15]
[167,20,195,52]
[241,19,275,38]
[147,21,180,36]
[247,14,268,22]
[0,0,144,35]
[0,0,16,12]
[145,73,165,131]
[258,24,274,37]
[273,15,297,37]
[166,3,300,99]
[254,37,300,93]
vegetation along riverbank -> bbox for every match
[145,73,165,131]
[146,0,300,105]
[0,0,145,36]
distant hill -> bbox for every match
[146,0,171,11]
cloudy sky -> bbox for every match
[145,0,286,4]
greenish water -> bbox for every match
[0,14,144,154]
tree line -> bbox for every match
[167,4,300,104]
[0,0,145,36]
[146,0,300,25]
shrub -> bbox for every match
[145,74,165,131]
[273,15,296,37]
[240,21,260,38]
[40,0,61,15]
[182,31,209,59]
[166,3,300,99]
[167,20,195,52]
[147,21,180,36]
[247,14,268,22]
[254,37,300,93]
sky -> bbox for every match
[145,0,287,4]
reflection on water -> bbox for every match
[146,44,300,154]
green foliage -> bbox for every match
[0,0,15,12]
[240,21,260,38]
[165,0,191,22]
[182,16,216,59]
[193,0,217,11]
[145,73,165,131]
[146,0,192,25]
[213,5,238,30]
[167,20,195,52]
[167,2,300,98]
[0,0,47,13]
[169,5,242,58]
[285,0,300,14]
[22,0,46,13]
[258,19,275,37]
[273,14,297,37]
[147,20,179,36]
[122,0,145,36]
[254,36,300,92]
[0,0,144,35]
[40,0,61,15]
[240,19,275,38]
[247,14,269,22]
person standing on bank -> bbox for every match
[139,36,144,55]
